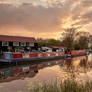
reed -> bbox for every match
[30,79,92,92]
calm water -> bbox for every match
[0,54,92,92]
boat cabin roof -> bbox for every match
[0,35,37,43]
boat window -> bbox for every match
[29,43,34,47]
[13,42,19,46]
[20,42,26,46]
[26,42,30,46]
[2,42,9,46]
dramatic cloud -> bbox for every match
[0,0,92,39]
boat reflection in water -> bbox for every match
[0,55,88,83]
[0,60,64,83]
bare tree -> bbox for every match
[61,28,78,49]
[61,27,90,50]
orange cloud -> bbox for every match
[0,0,92,39]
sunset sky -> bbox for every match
[0,0,92,39]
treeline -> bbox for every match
[37,28,92,50]
[37,38,62,47]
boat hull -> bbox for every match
[0,50,87,64]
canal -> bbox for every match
[0,54,92,92]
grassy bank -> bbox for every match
[30,79,92,92]
[30,63,92,92]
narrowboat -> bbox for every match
[0,35,87,63]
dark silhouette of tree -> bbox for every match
[37,38,62,47]
[60,27,90,50]
[88,35,92,49]
[78,36,89,49]
[61,28,78,49]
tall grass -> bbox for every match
[30,56,92,92]
[30,79,92,92]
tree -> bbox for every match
[46,39,62,46]
[88,35,92,49]
[37,38,62,47]
[78,36,89,49]
[61,28,78,49]
[60,27,90,50]
[77,31,90,49]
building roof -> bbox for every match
[49,46,66,49]
[0,35,37,43]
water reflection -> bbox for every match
[0,60,64,83]
[0,55,91,92]
[0,55,88,83]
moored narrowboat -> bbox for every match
[0,35,87,63]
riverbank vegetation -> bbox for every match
[37,27,92,50]
[30,79,92,92]
[29,56,92,92]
